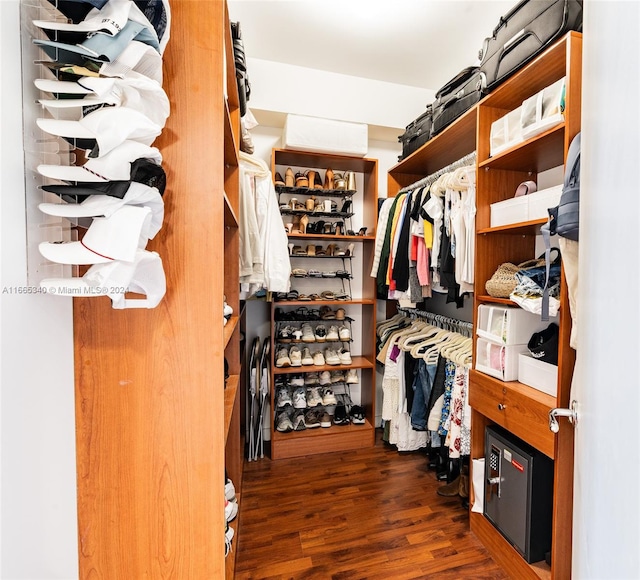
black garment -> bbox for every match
[404,349,419,413]
[438,212,464,308]
[391,192,413,292]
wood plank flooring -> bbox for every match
[232,430,509,579]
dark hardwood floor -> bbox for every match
[232,430,509,579]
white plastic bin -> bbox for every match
[518,354,558,397]
[490,195,528,227]
[477,304,556,345]
[490,106,523,157]
[521,77,566,141]
[475,337,528,381]
[527,184,563,221]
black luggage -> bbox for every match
[431,66,485,136]
[398,106,433,161]
[479,0,583,92]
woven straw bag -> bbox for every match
[485,258,546,298]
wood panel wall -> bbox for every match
[73,1,227,577]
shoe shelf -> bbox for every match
[280,208,355,219]
[273,299,375,306]
[223,374,239,446]
[289,254,354,259]
[291,272,353,280]
[273,355,375,375]
[276,184,356,198]
[288,233,374,241]
[223,315,240,349]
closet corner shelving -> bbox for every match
[470,32,581,580]
[386,31,581,580]
[268,148,378,459]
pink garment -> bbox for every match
[416,238,431,286]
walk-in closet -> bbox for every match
[2,2,639,580]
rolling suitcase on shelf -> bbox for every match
[398,105,433,161]
[431,66,485,137]
[479,0,583,92]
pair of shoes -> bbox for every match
[306,385,323,407]
[276,385,293,408]
[333,403,349,425]
[304,408,322,428]
[276,409,293,432]
[345,368,359,383]
[224,500,238,522]
[322,386,337,405]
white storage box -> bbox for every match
[521,77,566,141]
[282,114,368,157]
[490,195,528,227]
[518,354,558,397]
[477,305,555,345]
[527,184,563,221]
[475,337,528,382]
[490,106,523,157]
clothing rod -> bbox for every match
[398,151,476,194]
[397,306,473,336]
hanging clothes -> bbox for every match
[238,152,291,295]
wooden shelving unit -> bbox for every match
[470,32,582,580]
[386,32,581,580]
[268,149,378,460]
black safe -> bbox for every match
[484,425,554,563]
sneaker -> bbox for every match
[330,370,345,383]
[345,369,359,384]
[314,324,327,342]
[326,325,340,341]
[290,374,304,387]
[306,386,323,407]
[225,498,238,522]
[319,411,332,428]
[289,346,302,367]
[338,325,351,341]
[275,347,291,368]
[291,327,303,342]
[225,523,235,558]
[324,348,340,365]
[277,325,293,342]
[225,478,236,502]
[313,351,326,366]
[301,347,314,366]
[322,387,337,406]
[304,372,319,385]
[276,385,293,407]
[350,405,366,424]
[304,409,321,428]
[333,403,349,425]
[275,409,293,432]
[338,348,352,365]
[292,409,306,431]
[301,324,315,343]
[293,387,307,409]
[319,370,332,386]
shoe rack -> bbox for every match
[389,32,581,580]
[268,149,378,460]
[69,1,242,578]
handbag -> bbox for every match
[485,256,549,298]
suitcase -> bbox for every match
[479,0,583,92]
[398,105,433,161]
[431,66,485,136]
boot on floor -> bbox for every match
[437,475,461,497]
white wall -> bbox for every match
[0,3,78,579]
[572,1,640,578]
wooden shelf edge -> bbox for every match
[288,233,376,241]
[476,295,517,305]
[223,375,239,444]
[223,316,240,348]
[477,218,547,235]
[272,299,376,306]
[273,355,375,374]
[224,100,239,168]
[470,512,551,580]
[469,369,557,409]
[224,192,239,228]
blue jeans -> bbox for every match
[410,359,437,431]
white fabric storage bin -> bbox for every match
[521,77,566,141]
[475,337,528,381]
[490,106,523,157]
[477,304,554,345]
[282,114,368,157]
[527,184,563,221]
[518,354,558,397]
[490,195,528,227]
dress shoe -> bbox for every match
[285,167,294,187]
[345,170,356,192]
[324,168,334,189]
[274,172,285,186]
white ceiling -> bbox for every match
[228,0,516,91]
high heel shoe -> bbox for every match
[285,222,293,234]
[313,220,325,234]
[335,221,344,236]
[288,242,294,255]
[306,195,316,212]
[333,173,346,190]
[324,168,334,190]
[326,243,337,257]
[345,243,355,257]
[357,227,368,236]
[299,214,309,234]
[292,215,301,233]
[306,244,316,256]
[295,172,308,187]
[285,168,294,187]
[274,172,285,186]
[340,200,352,214]
[307,170,318,190]
[345,170,356,192]
[323,223,333,235]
